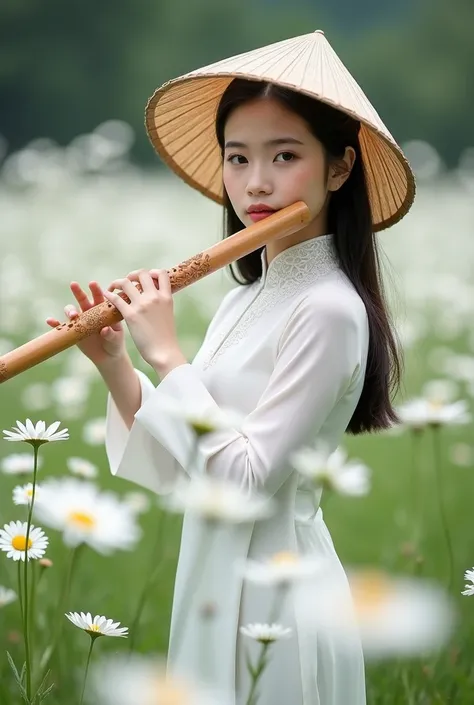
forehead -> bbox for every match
[224,98,308,140]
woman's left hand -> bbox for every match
[103,269,182,370]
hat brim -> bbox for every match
[145,73,415,232]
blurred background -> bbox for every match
[0,1,474,703]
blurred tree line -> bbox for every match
[0,0,470,168]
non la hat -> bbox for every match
[145,30,416,232]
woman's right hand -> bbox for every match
[45,281,126,368]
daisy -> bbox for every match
[397,398,471,431]
[298,568,454,659]
[0,521,49,561]
[290,445,371,497]
[1,453,44,475]
[66,457,98,479]
[82,418,106,446]
[162,475,274,523]
[33,477,141,554]
[0,586,17,607]
[152,393,245,437]
[90,654,232,705]
[240,550,321,586]
[65,612,128,638]
[13,482,42,506]
[240,623,292,644]
[123,491,151,515]
[461,567,474,596]
[3,419,69,447]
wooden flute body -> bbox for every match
[0,201,310,383]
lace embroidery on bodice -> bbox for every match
[201,234,339,370]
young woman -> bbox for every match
[46,30,415,705]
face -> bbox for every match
[222,97,335,232]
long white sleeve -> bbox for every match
[132,291,365,496]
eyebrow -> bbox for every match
[224,137,305,149]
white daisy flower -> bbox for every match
[65,611,128,638]
[21,383,52,411]
[240,551,321,586]
[153,393,245,437]
[461,567,474,596]
[2,419,69,446]
[162,475,274,523]
[0,453,44,475]
[0,521,49,561]
[123,491,151,515]
[397,398,471,430]
[82,418,106,446]
[13,482,42,506]
[240,623,292,644]
[33,477,141,554]
[66,456,98,479]
[290,445,371,497]
[299,568,454,659]
[90,654,232,705]
[450,443,473,467]
[0,586,17,607]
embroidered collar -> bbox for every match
[259,234,339,289]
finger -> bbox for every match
[103,288,126,315]
[89,281,106,306]
[70,282,93,311]
[138,270,156,294]
[46,318,60,327]
[156,269,172,297]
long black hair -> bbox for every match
[214,78,403,435]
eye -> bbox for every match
[227,154,247,165]
[274,152,296,162]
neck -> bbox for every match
[265,216,329,267]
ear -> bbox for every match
[327,146,357,192]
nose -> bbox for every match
[246,165,272,196]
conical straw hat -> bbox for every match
[145,30,415,232]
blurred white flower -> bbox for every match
[124,491,151,515]
[290,445,371,497]
[13,482,42,506]
[299,568,454,659]
[21,383,52,411]
[0,453,44,475]
[162,475,274,523]
[66,456,98,479]
[0,586,17,607]
[153,393,245,437]
[0,521,49,561]
[240,551,321,586]
[65,611,128,638]
[34,477,141,554]
[82,418,106,446]
[397,398,472,430]
[422,378,459,404]
[461,567,474,596]
[52,376,90,406]
[90,653,231,705]
[3,419,69,446]
[240,623,292,644]
[450,443,473,467]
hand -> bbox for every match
[103,269,181,369]
[46,281,126,367]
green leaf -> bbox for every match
[39,683,55,701]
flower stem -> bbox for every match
[17,561,24,625]
[79,636,97,705]
[432,426,455,592]
[22,443,40,699]
[410,429,423,548]
[128,510,167,653]
[245,585,287,705]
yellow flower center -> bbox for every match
[12,535,32,551]
[428,398,444,411]
[152,681,189,704]
[26,489,33,497]
[68,511,96,530]
[349,570,392,617]
[270,551,298,566]
[89,624,101,632]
